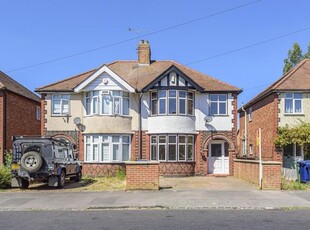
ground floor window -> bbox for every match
[150,134,194,162]
[85,135,130,163]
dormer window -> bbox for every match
[85,90,130,116]
[150,90,194,116]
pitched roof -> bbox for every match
[36,60,241,93]
[0,71,40,102]
[240,59,310,111]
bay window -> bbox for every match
[151,90,194,116]
[285,93,302,114]
[85,135,131,163]
[52,94,70,115]
[85,90,130,116]
[150,134,194,162]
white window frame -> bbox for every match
[284,93,303,114]
[84,135,131,163]
[150,90,195,116]
[248,107,252,121]
[84,90,130,116]
[210,94,227,116]
[36,106,41,120]
[51,94,70,116]
[150,134,195,162]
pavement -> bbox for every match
[0,183,309,211]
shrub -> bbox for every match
[0,151,13,189]
[281,178,310,190]
[116,168,126,180]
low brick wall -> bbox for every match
[126,161,159,190]
[234,159,281,190]
[82,163,125,177]
[160,162,195,176]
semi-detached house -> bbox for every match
[238,59,310,187]
[36,40,241,177]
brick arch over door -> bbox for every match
[202,134,236,175]
[202,134,235,152]
[50,133,77,145]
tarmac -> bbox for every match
[0,188,309,211]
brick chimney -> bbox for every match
[138,40,151,65]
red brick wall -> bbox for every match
[83,163,125,176]
[126,162,159,190]
[5,91,40,150]
[160,162,195,176]
[234,159,281,190]
[239,93,280,161]
[195,131,236,176]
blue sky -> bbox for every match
[1,0,310,106]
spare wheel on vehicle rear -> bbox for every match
[20,151,43,173]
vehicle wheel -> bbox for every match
[75,170,82,182]
[20,151,42,173]
[58,170,66,188]
[20,179,29,189]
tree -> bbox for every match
[304,43,310,59]
[283,43,304,74]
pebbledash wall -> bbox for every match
[237,93,282,189]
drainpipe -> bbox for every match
[241,106,247,156]
[138,92,143,160]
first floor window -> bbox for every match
[285,93,302,114]
[150,134,194,162]
[36,106,41,120]
[85,135,131,162]
[52,94,70,115]
[85,90,130,116]
[210,94,227,115]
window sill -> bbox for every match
[51,114,71,117]
[83,161,127,164]
[210,114,229,117]
[157,161,195,163]
[283,113,304,116]
[84,114,132,118]
[149,114,195,118]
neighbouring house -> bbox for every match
[237,59,310,188]
[36,40,241,177]
[0,71,41,164]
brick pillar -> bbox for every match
[126,161,159,190]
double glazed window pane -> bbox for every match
[123,97,129,115]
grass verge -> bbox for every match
[281,178,310,190]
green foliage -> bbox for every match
[116,168,126,180]
[281,178,310,190]
[283,42,310,74]
[275,122,310,147]
[0,151,12,189]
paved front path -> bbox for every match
[0,189,309,211]
[160,176,257,190]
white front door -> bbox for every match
[208,141,229,174]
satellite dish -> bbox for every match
[73,117,81,125]
[204,116,213,123]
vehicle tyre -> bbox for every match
[20,179,29,189]
[58,170,66,188]
[20,151,42,173]
[75,169,82,182]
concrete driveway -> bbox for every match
[160,176,257,190]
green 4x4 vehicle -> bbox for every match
[11,136,82,189]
